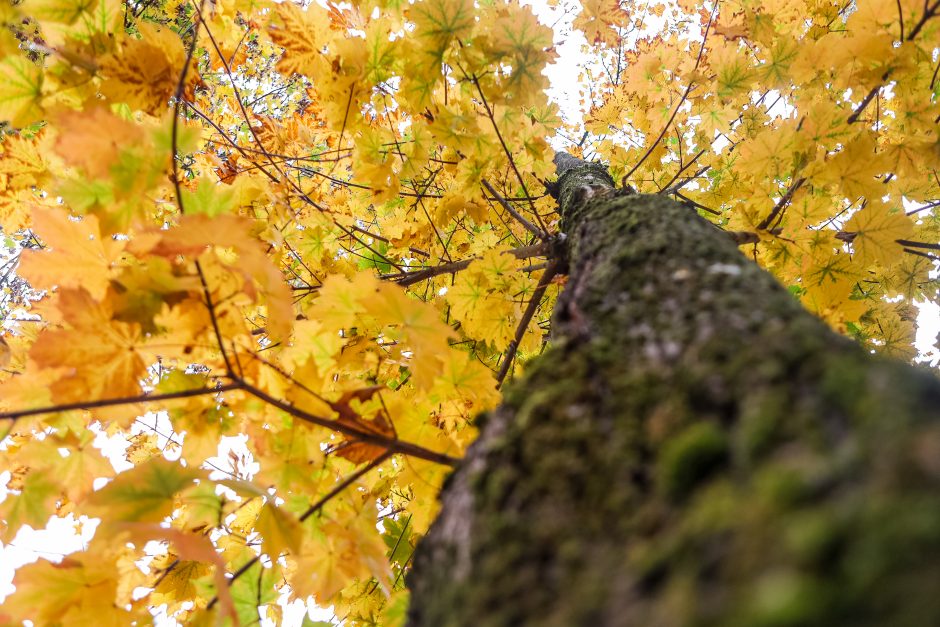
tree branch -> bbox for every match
[756,177,805,231]
[464,68,550,234]
[0,382,243,421]
[482,180,549,240]
[495,261,560,388]
[238,381,460,467]
[383,242,552,287]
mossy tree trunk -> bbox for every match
[406,155,940,627]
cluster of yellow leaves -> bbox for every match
[0,0,560,624]
[446,248,541,353]
[575,0,940,356]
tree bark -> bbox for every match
[406,155,940,627]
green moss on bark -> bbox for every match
[658,421,729,500]
[406,160,940,627]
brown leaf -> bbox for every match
[329,386,396,463]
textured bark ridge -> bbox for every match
[406,155,940,627]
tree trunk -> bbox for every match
[406,155,940,627]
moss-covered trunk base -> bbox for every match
[406,172,940,626]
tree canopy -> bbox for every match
[0,0,938,624]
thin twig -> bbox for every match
[662,164,711,196]
[675,191,721,215]
[170,0,207,215]
[896,238,940,251]
[299,453,392,522]
[902,247,940,262]
[195,259,236,376]
[465,69,550,234]
[756,177,806,231]
[658,149,706,194]
[482,180,549,240]
[621,1,717,186]
[495,261,560,388]
[205,453,391,610]
[0,383,242,421]
[906,199,940,216]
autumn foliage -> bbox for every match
[0,0,938,624]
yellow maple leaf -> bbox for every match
[289,507,392,603]
[5,555,131,626]
[87,458,203,523]
[0,55,43,127]
[53,107,144,179]
[0,131,49,189]
[844,201,913,266]
[363,281,455,364]
[151,558,212,610]
[0,187,38,232]
[0,469,58,541]
[18,209,125,301]
[574,0,629,47]
[268,1,331,79]
[29,289,145,401]
[256,500,304,557]
[433,348,499,410]
[862,304,917,360]
[145,214,294,342]
[816,133,889,199]
[98,23,187,114]
[35,431,113,502]
[229,496,263,535]
[412,0,475,52]
[307,271,378,332]
[21,0,123,45]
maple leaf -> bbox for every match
[412,0,475,52]
[364,281,456,363]
[0,469,58,540]
[18,209,125,300]
[267,2,331,79]
[0,55,43,127]
[0,131,49,190]
[5,555,132,626]
[330,386,398,464]
[29,288,145,401]
[574,0,630,47]
[144,214,294,341]
[53,106,144,179]
[21,0,123,45]
[817,133,890,199]
[0,187,39,232]
[255,500,304,557]
[151,556,212,611]
[26,430,113,502]
[180,175,238,217]
[86,458,203,523]
[120,524,238,622]
[289,506,393,604]
[98,23,188,114]
[844,201,914,266]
